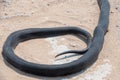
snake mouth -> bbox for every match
[2,0,110,77]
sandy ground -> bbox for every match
[0,0,120,80]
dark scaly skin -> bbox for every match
[2,0,110,77]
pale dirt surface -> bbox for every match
[0,0,120,80]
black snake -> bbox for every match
[2,0,110,77]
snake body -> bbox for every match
[2,0,110,77]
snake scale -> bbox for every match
[2,0,110,77]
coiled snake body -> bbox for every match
[2,0,110,77]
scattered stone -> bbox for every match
[115,5,120,12]
[2,0,12,5]
[116,25,119,27]
[47,4,50,6]
[66,11,70,13]
[110,11,114,14]
[69,43,77,47]
[4,13,8,15]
